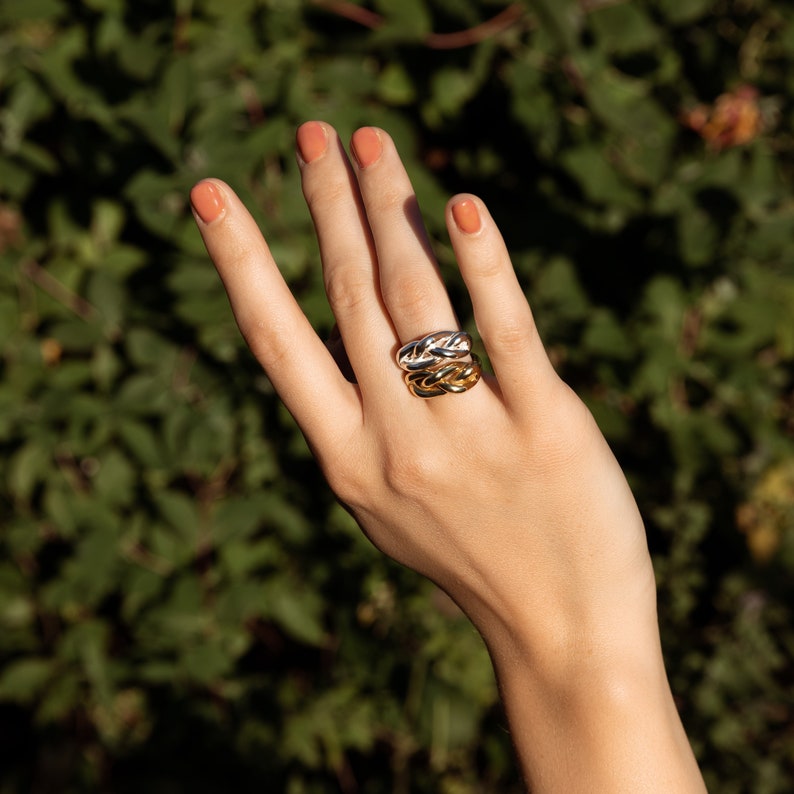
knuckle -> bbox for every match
[324,435,448,512]
[302,175,349,209]
[381,272,436,317]
[324,266,373,315]
[491,314,534,356]
[470,254,504,281]
[242,316,292,370]
[366,185,404,215]
[527,387,600,469]
[317,436,371,508]
[324,465,368,509]
[381,444,442,497]
[218,234,270,276]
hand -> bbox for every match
[190,122,706,792]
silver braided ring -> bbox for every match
[396,331,482,398]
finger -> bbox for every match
[296,121,399,394]
[190,178,358,444]
[446,195,559,414]
[350,127,458,344]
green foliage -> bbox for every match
[0,0,793,790]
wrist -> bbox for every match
[459,542,662,680]
[475,601,706,793]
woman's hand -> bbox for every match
[190,122,706,792]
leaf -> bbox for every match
[654,0,715,25]
[261,574,326,646]
[124,169,186,237]
[533,257,592,323]
[117,419,166,469]
[0,658,53,703]
[582,309,634,359]
[8,441,52,503]
[0,0,64,22]
[219,538,282,578]
[50,319,106,352]
[154,490,202,544]
[180,640,232,685]
[531,0,583,51]
[560,144,640,207]
[125,328,179,370]
[589,4,661,56]
[378,62,416,106]
[116,373,173,414]
[430,68,477,118]
[211,495,273,544]
[91,343,122,391]
[0,294,20,348]
[35,672,81,724]
[92,448,136,507]
[86,271,125,330]
[373,0,432,41]
[509,61,560,158]
[677,205,719,267]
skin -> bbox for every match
[190,122,707,793]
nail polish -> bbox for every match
[452,200,481,234]
[296,121,328,164]
[351,127,382,168]
[190,181,224,224]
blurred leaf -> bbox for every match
[92,448,136,507]
[589,4,661,56]
[582,309,634,359]
[117,419,166,469]
[0,658,53,703]
[678,204,719,266]
[561,144,640,207]
[0,0,64,22]
[373,0,432,41]
[532,0,583,51]
[430,68,477,119]
[262,574,326,646]
[154,490,202,544]
[654,0,715,25]
[8,441,52,503]
[378,62,416,106]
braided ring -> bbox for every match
[396,331,482,398]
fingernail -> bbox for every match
[190,181,225,224]
[452,199,481,234]
[351,127,382,169]
[296,121,328,164]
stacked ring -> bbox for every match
[396,331,482,398]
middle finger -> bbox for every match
[350,127,459,345]
[297,121,397,394]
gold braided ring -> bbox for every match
[396,331,482,398]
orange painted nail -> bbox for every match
[190,181,224,224]
[452,199,481,234]
[296,121,328,164]
[351,127,382,169]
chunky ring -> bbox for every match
[396,331,482,398]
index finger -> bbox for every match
[190,178,360,445]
